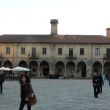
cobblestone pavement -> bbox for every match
[0,79,110,110]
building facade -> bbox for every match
[0,19,110,78]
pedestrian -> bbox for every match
[102,73,105,83]
[19,74,33,110]
[108,74,110,86]
[0,70,5,94]
[98,73,104,93]
[92,72,99,98]
[106,72,109,82]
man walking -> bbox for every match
[92,72,99,98]
[98,73,104,93]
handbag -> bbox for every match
[28,94,37,106]
[28,85,38,106]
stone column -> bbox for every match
[74,64,77,77]
[86,60,92,78]
[49,61,55,75]
[64,64,67,77]
[87,65,92,78]
[102,62,104,74]
[37,62,40,77]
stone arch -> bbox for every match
[93,62,102,73]
[55,61,65,77]
[77,61,86,77]
[40,61,49,77]
[19,60,28,68]
[3,60,12,68]
[66,61,75,77]
[29,61,38,76]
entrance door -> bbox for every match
[43,67,49,76]
[81,66,86,77]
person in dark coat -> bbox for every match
[98,73,104,93]
[0,70,5,94]
[108,74,110,86]
[19,74,33,110]
[92,72,99,98]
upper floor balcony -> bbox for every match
[66,54,76,59]
[28,54,39,59]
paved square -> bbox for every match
[0,79,110,110]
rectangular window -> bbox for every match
[58,48,62,55]
[21,47,25,54]
[42,48,47,54]
[95,48,100,55]
[32,47,36,57]
[69,48,73,56]
[80,48,84,55]
[6,47,10,54]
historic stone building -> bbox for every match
[0,19,110,78]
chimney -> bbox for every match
[106,28,110,37]
[50,19,58,35]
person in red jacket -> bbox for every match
[92,72,99,98]
[19,74,33,110]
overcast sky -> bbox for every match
[0,0,110,35]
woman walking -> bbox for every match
[19,74,33,110]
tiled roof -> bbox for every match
[0,34,110,44]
